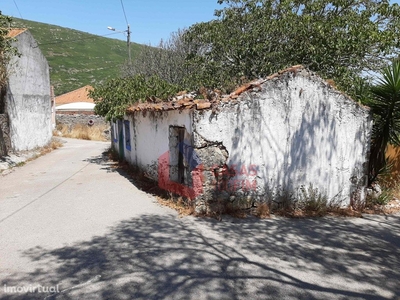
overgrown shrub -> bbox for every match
[89,75,181,121]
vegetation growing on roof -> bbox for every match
[89,75,181,121]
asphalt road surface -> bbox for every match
[0,138,399,300]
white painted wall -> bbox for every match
[116,70,371,205]
[193,71,372,203]
[6,31,52,151]
[119,110,192,180]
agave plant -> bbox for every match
[366,60,400,183]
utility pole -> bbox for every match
[107,25,132,64]
[127,24,131,64]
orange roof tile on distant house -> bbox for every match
[6,28,27,38]
[56,85,94,106]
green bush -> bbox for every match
[297,184,328,216]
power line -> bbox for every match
[13,0,23,19]
[120,0,129,26]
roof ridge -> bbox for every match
[56,85,93,98]
[6,28,28,38]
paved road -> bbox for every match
[0,138,399,300]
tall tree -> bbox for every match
[366,60,400,183]
[123,29,194,88]
[0,12,16,93]
[183,0,400,93]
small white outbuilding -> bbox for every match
[112,66,372,212]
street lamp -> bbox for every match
[108,25,131,64]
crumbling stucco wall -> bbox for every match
[193,70,372,206]
[6,31,52,151]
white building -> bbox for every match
[112,66,372,212]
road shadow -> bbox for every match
[83,151,170,199]
[1,213,399,299]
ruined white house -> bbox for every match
[0,29,52,156]
[111,66,372,211]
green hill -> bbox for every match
[11,18,142,96]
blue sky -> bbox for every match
[2,0,399,46]
[1,0,223,45]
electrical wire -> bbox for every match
[13,0,23,19]
[120,0,129,26]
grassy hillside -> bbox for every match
[11,18,142,95]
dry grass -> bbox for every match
[222,202,248,218]
[39,137,64,155]
[157,195,196,216]
[363,204,400,215]
[104,147,398,219]
[362,173,400,214]
[54,124,108,141]
[271,205,362,218]
[380,173,400,201]
[253,202,270,218]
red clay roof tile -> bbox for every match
[125,65,362,114]
[56,85,94,106]
[6,28,27,38]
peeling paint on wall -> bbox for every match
[114,67,372,212]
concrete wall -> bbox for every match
[6,31,52,151]
[193,70,372,205]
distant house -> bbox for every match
[112,66,372,212]
[0,28,52,155]
[54,85,107,130]
[55,85,95,115]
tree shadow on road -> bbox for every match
[83,151,170,199]
[1,213,400,300]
